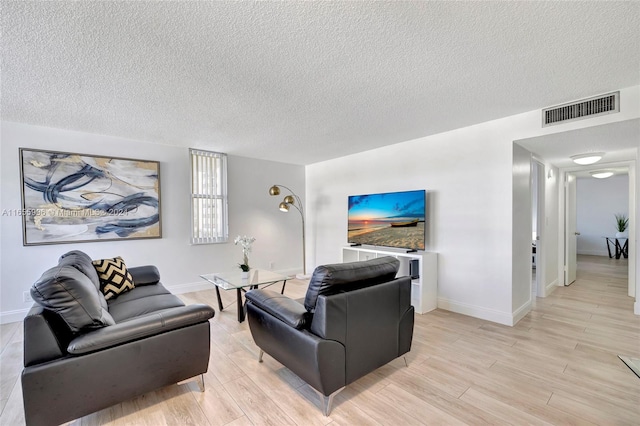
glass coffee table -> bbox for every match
[200,269,289,322]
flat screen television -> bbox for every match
[348,189,426,251]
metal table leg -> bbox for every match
[237,288,244,322]
[615,238,629,259]
[215,286,224,311]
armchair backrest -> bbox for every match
[309,276,413,384]
[303,256,400,312]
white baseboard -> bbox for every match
[0,308,30,325]
[165,281,214,295]
[512,300,532,325]
[279,268,305,278]
[437,297,514,326]
[544,278,559,297]
[577,250,609,257]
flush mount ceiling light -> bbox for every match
[590,170,614,179]
[570,152,604,165]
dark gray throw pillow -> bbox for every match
[31,265,115,332]
[303,256,400,312]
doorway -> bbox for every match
[561,163,635,300]
[564,164,635,297]
[514,119,638,313]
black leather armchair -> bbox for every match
[245,256,414,415]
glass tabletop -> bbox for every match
[200,269,290,290]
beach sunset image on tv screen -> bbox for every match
[348,190,426,250]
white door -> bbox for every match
[565,173,578,285]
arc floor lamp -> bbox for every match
[269,184,306,276]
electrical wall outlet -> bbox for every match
[23,291,33,303]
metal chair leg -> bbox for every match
[258,349,264,363]
[404,356,408,367]
[178,374,205,392]
[319,387,345,416]
[196,374,205,392]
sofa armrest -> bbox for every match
[128,265,160,286]
[67,304,214,355]
[246,303,345,396]
[245,289,309,330]
[23,305,71,367]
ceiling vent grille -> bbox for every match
[542,91,619,127]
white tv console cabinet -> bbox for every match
[341,246,437,314]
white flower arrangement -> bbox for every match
[234,235,256,271]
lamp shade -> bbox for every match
[283,195,295,205]
[279,202,289,212]
[269,185,281,196]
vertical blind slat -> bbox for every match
[189,149,228,244]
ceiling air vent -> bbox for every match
[542,91,619,127]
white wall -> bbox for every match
[513,147,561,299]
[576,174,629,256]
[307,115,524,326]
[306,85,640,326]
[512,143,533,321]
[0,122,305,323]
[543,163,560,295]
[531,162,539,239]
[636,164,640,313]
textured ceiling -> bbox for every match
[2,2,639,165]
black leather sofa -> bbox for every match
[22,250,215,426]
[245,256,414,415]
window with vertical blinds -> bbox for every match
[190,149,228,244]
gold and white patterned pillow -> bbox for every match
[92,256,135,300]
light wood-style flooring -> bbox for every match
[1,255,638,425]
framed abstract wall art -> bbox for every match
[19,148,162,246]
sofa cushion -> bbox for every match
[59,251,110,312]
[59,250,101,290]
[92,256,136,300]
[31,265,115,332]
[107,284,185,323]
[303,256,400,312]
[107,283,172,307]
[67,304,215,355]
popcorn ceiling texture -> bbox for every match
[2,1,639,165]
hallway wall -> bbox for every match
[577,174,629,256]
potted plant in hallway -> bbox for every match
[615,213,628,238]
